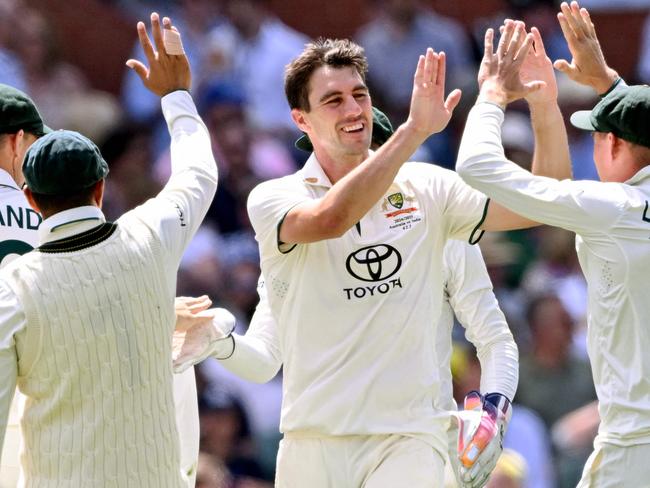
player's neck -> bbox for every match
[315,148,368,184]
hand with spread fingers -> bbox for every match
[405,48,462,138]
[520,27,558,106]
[553,1,618,94]
[477,20,545,109]
[126,13,191,96]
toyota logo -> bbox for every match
[345,244,402,282]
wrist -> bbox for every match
[477,83,508,110]
[594,68,620,96]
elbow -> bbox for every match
[317,208,354,239]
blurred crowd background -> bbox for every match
[3,0,650,486]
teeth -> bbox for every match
[342,123,363,132]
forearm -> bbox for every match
[529,101,572,180]
[218,333,282,383]
[162,90,218,202]
[283,124,425,242]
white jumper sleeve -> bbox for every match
[219,280,282,383]
[444,241,518,400]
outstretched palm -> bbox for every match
[408,49,462,136]
[520,27,558,105]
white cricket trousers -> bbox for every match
[576,440,650,487]
[275,433,445,488]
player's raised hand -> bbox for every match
[554,1,618,94]
[477,20,545,108]
[126,13,191,97]
[406,48,462,137]
[520,27,558,105]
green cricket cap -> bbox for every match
[0,84,52,136]
[570,85,650,148]
[295,106,395,152]
[23,130,109,195]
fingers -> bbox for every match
[125,59,149,81]
[512,32,534,68]
[423,48,439,88]
[483,28,495,61]
[553,58,577,78]
[530,27,546,57]
[150,12,166,57]
[435,51,446,89]
[523,80,547,95]
[413,54,425,84]
[136,20,156,63]
[444,88,462,113]
[580,6,596,37]
[505,21,526,62]
[497,19,515,58]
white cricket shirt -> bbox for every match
[458,102,650,446]
[247,154,487,452]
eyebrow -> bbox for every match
[318,84,368,104]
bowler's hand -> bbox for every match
[554,1,618,94]
[405,48,462,139]
[126,13,192,97]
[477,20,544,108]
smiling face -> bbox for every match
[291,65,373,164]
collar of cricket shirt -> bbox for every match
[300,149,376,189]
[38,205,106,245]
[0,168,21,191]
[625,164,650,186]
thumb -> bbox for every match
[553,59,574,75]
[524,80,547,94]
[444,88,462,113]
[126,59,149,81]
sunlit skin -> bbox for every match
[592,131,647,183]
[291,65,373,183]
[0,130,38,187]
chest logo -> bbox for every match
[345,244,402,282]
[387,193,403,209]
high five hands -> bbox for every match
[406,49,462,139]
[478,20,546,109]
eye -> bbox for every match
[353,93,367,100]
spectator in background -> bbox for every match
[355,0,475,167]
[0,0,26,91]
[219,0,309,138]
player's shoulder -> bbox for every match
[398,161,463,185]
[248,172,307,207]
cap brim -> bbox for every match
[570,110,596,131]
[295,133,313,152]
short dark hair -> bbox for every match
[284,38,368,112]
[30,181,99,216]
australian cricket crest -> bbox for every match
[381,183,422,232]
[387,192,404,209]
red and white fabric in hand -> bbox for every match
[457,391,512,488]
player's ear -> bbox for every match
[291,108,310,132]
[93,179,106,208]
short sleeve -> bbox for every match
[247,178,310,258]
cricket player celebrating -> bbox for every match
[456,3,650,486]
[175,37,567,486]
[0,13,217,487]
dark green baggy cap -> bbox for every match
[570,85,650,148]
[23,130,109,195]
[295,106,395,152]
[0,84,52,136]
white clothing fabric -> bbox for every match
[276,434,445,488]
[457,102,650,447]
[0,169,40,487]
[246,153,489,454]
[0,91,217,487]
